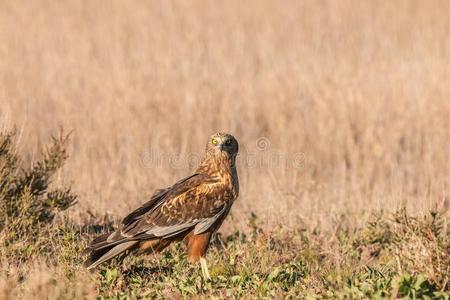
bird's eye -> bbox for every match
[211,138,218,145]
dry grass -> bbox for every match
[0,0,449,298]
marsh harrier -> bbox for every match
[84,133,239,279]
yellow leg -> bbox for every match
[200,257,211,280]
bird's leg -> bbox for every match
[186,232,212,280]
[200,257,211,280]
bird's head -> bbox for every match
[206,132,239,159]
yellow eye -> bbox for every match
[211,138,218,145]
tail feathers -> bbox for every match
[84,241,138,270]
[83,232,126,255]
[83,233,108,256]
[91,232,110,245]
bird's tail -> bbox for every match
[83,233,138,270]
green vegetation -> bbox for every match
[0,130,448,299]
[0,129,76,263]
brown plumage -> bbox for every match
[83,133,239,278]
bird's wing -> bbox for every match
[105,173,229,244]
[121,173,200,226]
[193,203,231,234]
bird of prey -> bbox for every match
[83,133,239,279]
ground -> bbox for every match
[0,134,448,298]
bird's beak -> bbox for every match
[219,144,224,152]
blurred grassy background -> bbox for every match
[1,0,449,231]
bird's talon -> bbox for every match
[200,257,211,280]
